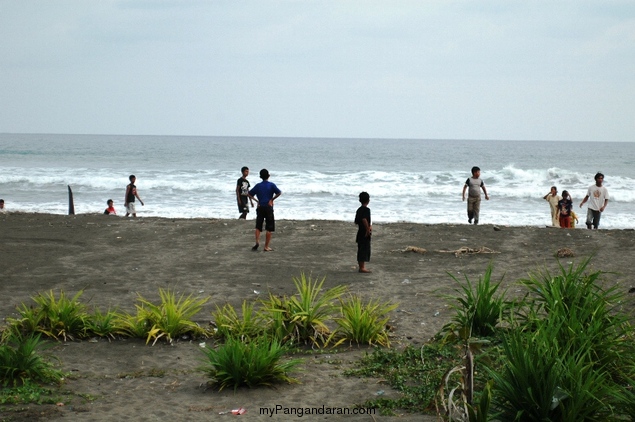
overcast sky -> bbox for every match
[1,1,634,141]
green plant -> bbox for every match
[9,290,90,341]
[518,258,634,378]
[467,379,493,422]
[212,301,266,341]
[85,307,120,339]
[0,333,64,387]
[488,325,613,421]
[0,381,60,405]
[280,274,346,345]
[133,289,210,345]
[346,343,462,414]
[483,258,635,420]
[260,293,295,343]
[329,295,397,347]
[115,308,152,339]
[199,337,301,391]
[443,264,509,339]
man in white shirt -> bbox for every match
[579,172,609,229]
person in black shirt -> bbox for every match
[355,192,372,273]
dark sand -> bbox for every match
[1,213,634,421]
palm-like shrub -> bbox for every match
[212,301,266,341]
[444,264,509,339]
[260,293,295,343]
[118,289,210,345]
[330,295,397,347]
[9,291,90,341]
[519,258,633,377]
[287,274,347,344]
[260,274,346,346]
[200,337,301,391]
[489,325,613,421]
[85,307,120,339]
[489,258,635,420]
[0,333,64,387]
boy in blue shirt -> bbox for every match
[248,169,282,251]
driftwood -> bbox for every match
[437,246,500,257]
[403,246,427,254]
[393,246,428,254]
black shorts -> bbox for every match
[237,196,249,213]
[256,206,275,232]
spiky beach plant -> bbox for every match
[487,258,635,420]
[9,290,90,341]
[200,337,301,391]
[287,274,347,345]
[330,295,397,347]
[443,264,509,339]
[212,301,266,341]
[488,324,615,421]
[85,307,121,339]
[0,333,64,387]
[117,289,210,345]
[138,288,210,345]
[518,257,635,380]
[261,274,346,346]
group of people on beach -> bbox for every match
[236,166,371,272]
[236,167,282,252]
[543,172,609,230]
[0,165,610,274]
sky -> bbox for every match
[1,1,634,142]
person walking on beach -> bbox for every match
[557,190,573,229]
[543,186,561,227]
[104,199,117,215]
[248,169,281,251]
[355,192,372,273]
[462,166,489,224]
[236,166,254,219]
[0,199,6,213]
[124,175,144,218]
[579,172,609,229]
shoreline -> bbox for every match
[3,211,635,231]
[1,212,634,421]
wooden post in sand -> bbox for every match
[68,185,75,215]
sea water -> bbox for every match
[1,133,633,229]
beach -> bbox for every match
[1,213,634,421]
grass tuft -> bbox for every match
[199,337,302,391]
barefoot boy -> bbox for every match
[579,172,609,229]
[355,192,372,273]
[462,166,489,224]
[248,169,281,251]
[124,175,144,217]
[236,166,255,219]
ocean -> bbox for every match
[1,133,633,229]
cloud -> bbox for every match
[0,1,633,141]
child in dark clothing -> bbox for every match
[125,175,144,217]
[355,192,372,273]
[557,190,573,228]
